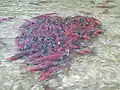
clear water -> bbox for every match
[0,0,120,90]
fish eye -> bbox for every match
[77,32,81,35]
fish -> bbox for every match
[6,13,103,81]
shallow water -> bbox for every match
[0,0,120,90]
